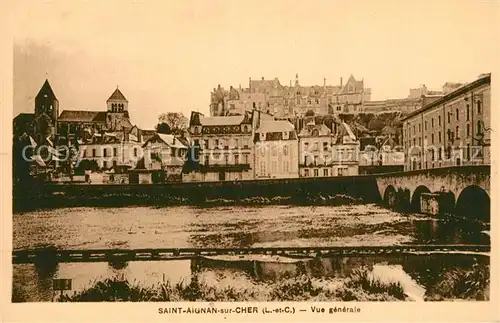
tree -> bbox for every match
[156,122,171,134]
[158,112,188,135]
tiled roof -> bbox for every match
[200,115,246,126]
[14,113,34,123]
[257,120,295,133]
[107,88,128,102]
[58,110,106,122]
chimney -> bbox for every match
[218,84,221,89]
[324,78,326,87]
[239,84,241,90]
[340,77,343,87]
[290,80,292,87]
[262,76,264,80]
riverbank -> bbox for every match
[13,175,379,212]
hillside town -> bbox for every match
[12,73,490,185]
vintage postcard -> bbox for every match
[1,0,499,322]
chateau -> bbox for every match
[210,74,371,118]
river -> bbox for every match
[12,204,490,302]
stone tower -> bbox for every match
[34,79,59,143]
[106,87,131,131]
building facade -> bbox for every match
[254,118,299,179]
[142,133,189,182]
[402,73,491,171]
[210,74,371,118]
[183,111,255,182]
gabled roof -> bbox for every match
[107,87,128,102]
[36,79,57,100]
[298,123,332,137]
[58,110,107,123]
[143,133,188,149]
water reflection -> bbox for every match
[13,253,488,302]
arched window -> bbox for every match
[477,100,482,114]
[456,108,459,121]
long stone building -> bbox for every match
[210,74,371,118]
[402,73,491,171]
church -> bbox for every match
[13,79,149,173]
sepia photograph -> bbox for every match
[2,0,499,321]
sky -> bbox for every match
[11,0,500,129]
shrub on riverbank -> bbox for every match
[58,267,406,302]
[424,262,490,301]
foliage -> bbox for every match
[158,112,188,135]
[156,122,171,134]
[425,262,490,301]
[59,267,410,302]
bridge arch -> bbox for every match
[383,185,397,209]
[455,185,490,222]
[410,185,431,213]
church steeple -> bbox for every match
[35,79,59,121]
[106,86,128,112]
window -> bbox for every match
[431,133,434,144]
[424,121,427,131]
[314,156,318,165]
[103,161,107,169]
[477,120,483,135]
[438,131,442,142]
[92,149,96,157]
[134,148,138,157]
[418,124,421,132]
[413,125,415,134]
[244,154,249,164]
[103,148,108,157]
[438,115,441,126]
[283,145,289,156]
[304,169,310,177]
[314,169,319,177]
[467,144,471,160]
[456,108,459,121]
[448,112,451,123]
[467,104,470,120]
[431,118,434,128]
[205,157,209,166]
[113,148,117,157]
[456,126,460,139]
[467,124,470,137]
[477,100,482,114]
[225,155,229,165]
[430,149,435,161]
[323,169,329,177]
[234,138,239,148]
[83,149,87,158]
[418,138,421,146]
[234,155,239,165]
[323,142,328,152]
[113,160,117,168]
[215,139,219,147]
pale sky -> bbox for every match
[11,0,499,129]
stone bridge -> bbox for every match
[375,165,490,220]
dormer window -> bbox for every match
[283,131,289,140]
[259,132,266,141]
